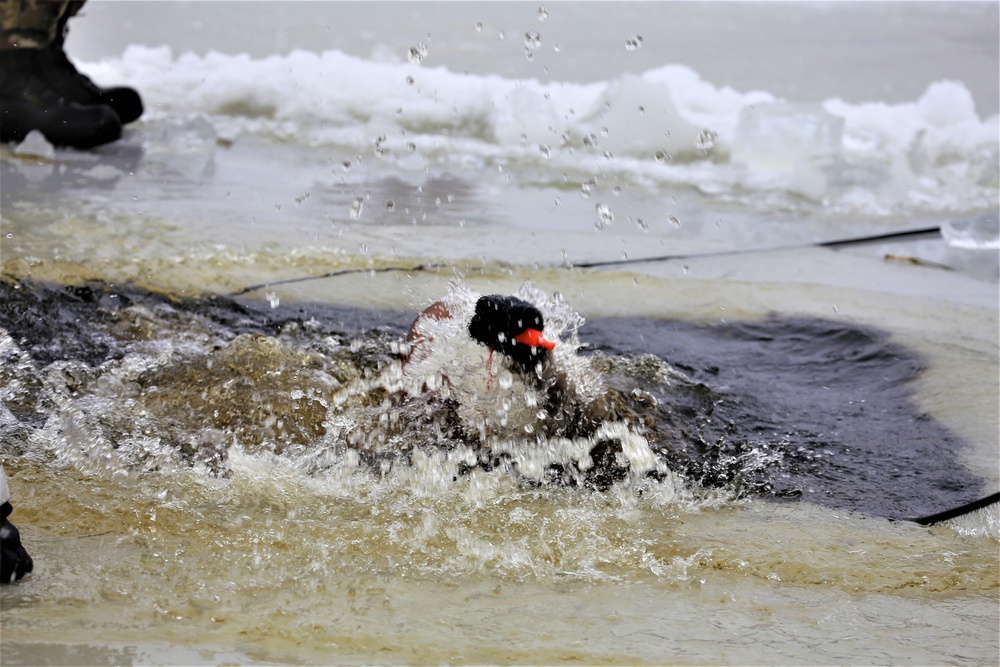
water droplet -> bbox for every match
[696,129,717,150]
[342,160,352,171]
[475,22,483,33]
[580,179,595,198]
[600,126,609,137]
[539,144,551,158]
[524,30,542,50]
[385,199,395,211]
[620,251,628,260]
[407,43,428,65]
[275,204,282,213]
[638,105,645,114]
[612,185,622,196]
[446,192,455,203]
[537,5,548,21]
[667,215,681,228]
[553,43,560,53]
[405,75,415,85]
[682,264,691,274]
[349,197,364,219]
[395,107,403,116]
[583,133,597,147]
[359,243,368,254]
[265,291,280,309]
[654,149,670,164]
[636,218,648,230]
[407,141,417,153]
[554,196,561,206]
[595,202,615,227]
[625,35,643,51]
[603,150,614,160]
[5,233,12,239]
[498,30,505,40]
[524,49,534,62]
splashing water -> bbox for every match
[595,203,615,229]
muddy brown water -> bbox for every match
[1,276,997,666]
[0,277,984,520]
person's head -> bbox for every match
[468,295,556,369]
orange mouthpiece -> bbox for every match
[513,328,556,350]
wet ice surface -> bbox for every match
[3,125,998,303]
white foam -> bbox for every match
[82,46,998,214]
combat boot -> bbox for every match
[0,48,121,149]
[37,22,143,124]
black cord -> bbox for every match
[573,225,941,269]
[906,492,1000,526]
[227,226,943,296]
[227,263,443,297]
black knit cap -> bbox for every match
[468,295,548,367]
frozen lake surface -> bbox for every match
[1,2,997,665]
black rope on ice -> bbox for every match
[572,225,942,269]
[227,263,444,297]
[225,226,941,296]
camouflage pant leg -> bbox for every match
[0,0,76,49]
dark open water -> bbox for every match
[1,277,982,522]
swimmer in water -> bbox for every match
[0,465,33,584]
[398,292,659,489]
[404,294,555,371]
[401,293,626,446]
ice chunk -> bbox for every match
[79,164,124,181]
[13,130,55,160]
[732,103,844,172]
[941,214,1000,250]
[790,158,894,202]
[969,145,999,187]
[493,87,562,147]
[578,74,700,158]
[141,115,218,180]
[148,114,218,153]
[787,159,828,201]
[916,80,978,128]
